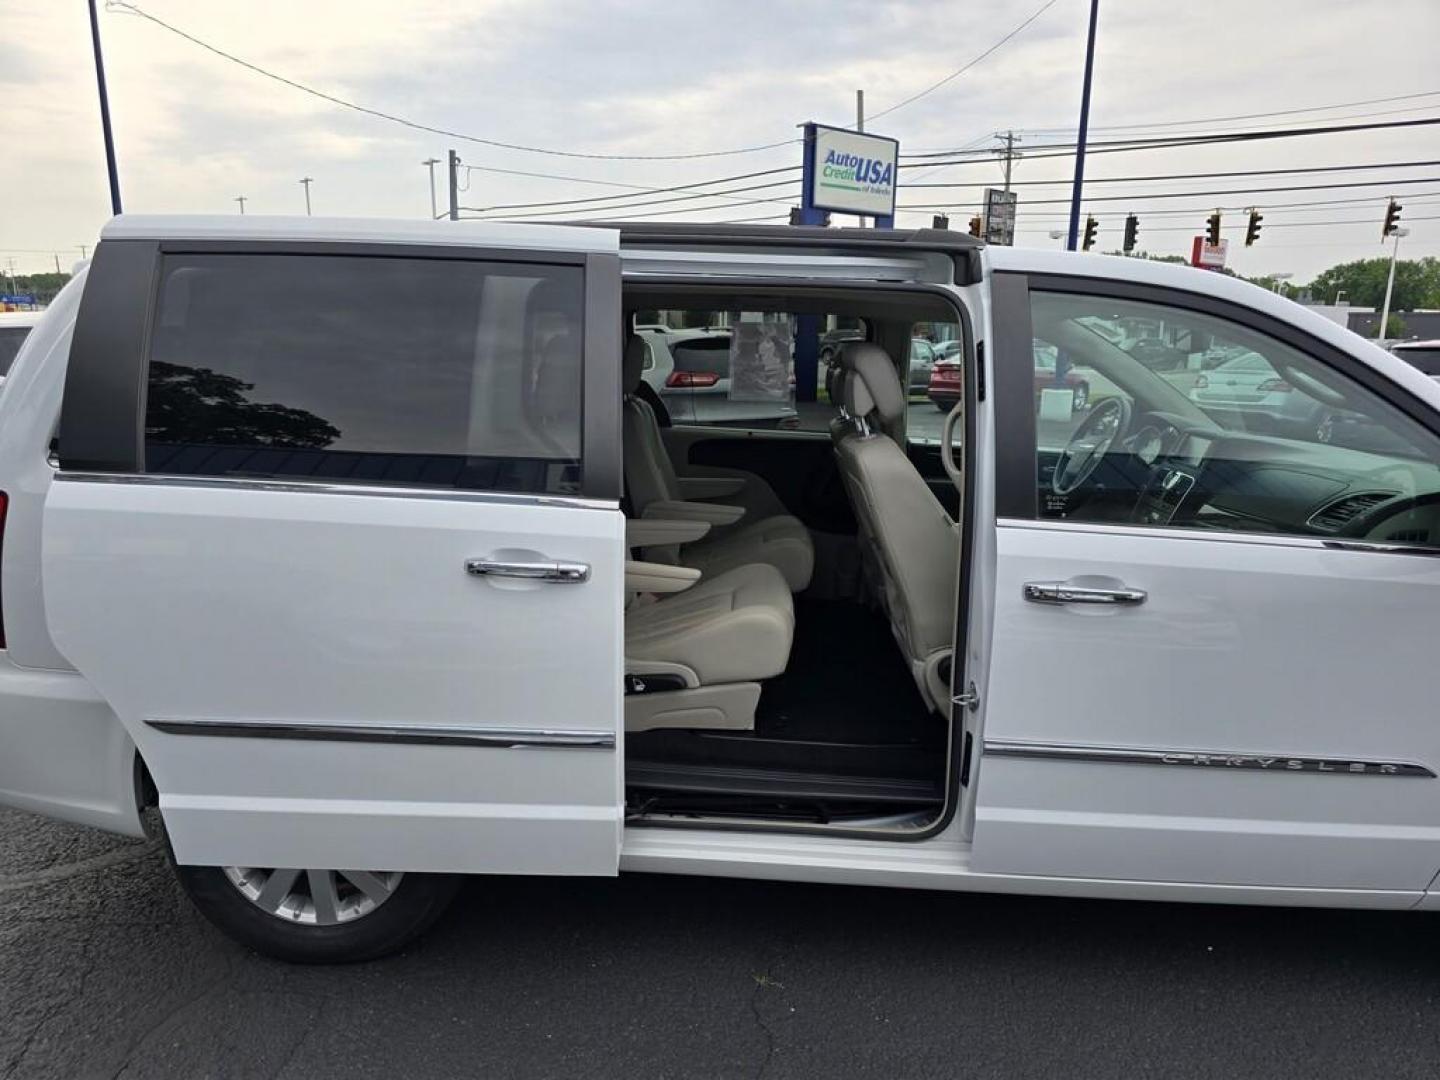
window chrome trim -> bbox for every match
[983,738,1434,778]
[52,470,620,512]
[997,516,1440,557]
[144,717,615,750]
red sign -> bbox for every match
[1190,236,1228,271]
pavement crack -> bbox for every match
[748,974,784,1080]
[2,928,101,1079]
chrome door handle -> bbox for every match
[1023,582,1146,605]
[466,558,591,583]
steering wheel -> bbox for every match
[1051,396,1132,496]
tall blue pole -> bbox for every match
[1065,0,1099,251]
[88,0,122,215]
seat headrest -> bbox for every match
[838,342,905,441]
[624,334,648,395]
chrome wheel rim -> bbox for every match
[223,867,403,926]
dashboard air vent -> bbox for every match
[1307,491,1396,533]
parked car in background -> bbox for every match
[0,311,40,383]
[927,356,963,410]
[1391,340,1440,383]
[637,326,797,427]
[1189,351,1328,437]
[908,337,937,395]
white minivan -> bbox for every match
[3,215,1440,962]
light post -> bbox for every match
[1270,272,1293,296]
[1065,0,1100,250]
[422,158,441,219]
[235,196,247,215]
[299,177,313,215]
[1377,227,1409,346]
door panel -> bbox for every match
[44,478,625,874]
[975,521,1440,891]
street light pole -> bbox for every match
[299,177,313,215]
[87,0,122,215]
[1065,0,1100,251]
[235,196,247,215]
[1377,227,1409,345]
[422,158,441,219]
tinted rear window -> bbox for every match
[669,335,732,378]
[144,253,584,494]
[0,327,29,376]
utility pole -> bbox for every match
[87,0,122,215]
[1378,227,1409,345]
[422,158,441,219]
[998,129,1021,192]
[1066,0,1100,250]
[299,177,313,215]
[447,150,460,221]
[235,196,247,215]
[78,245,88,261]
[856,90,866,228]
[54,254,61,274]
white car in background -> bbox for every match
[1391,340,1440,383]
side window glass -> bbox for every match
[1028,289,1440,551]
[637,311,866,433]
[144,254,584,495]
[905,322,965,446]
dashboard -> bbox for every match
[1057,410,1440,549]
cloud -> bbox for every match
[1,0,1437,279]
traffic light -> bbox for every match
[1122,214,1139,254]
[968,215,983,238]
[1244,208,1263,247]
[1384,198,1403,238]
[932,214,950,230]
[1081,215,1098,252]
[1206,212,1222,246]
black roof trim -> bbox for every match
[592,221,984,253]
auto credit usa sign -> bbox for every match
[808,125,899,219]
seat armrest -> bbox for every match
[676,475,747,500]
[641,500,746,526]
[625,560,702,594]
[626,518,711,549]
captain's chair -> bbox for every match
[832,342,959,710]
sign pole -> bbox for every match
[88,0,122,215]
[1065,0,1099,251]
[797,124,828,227]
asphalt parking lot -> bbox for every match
[4,805,1440,1080]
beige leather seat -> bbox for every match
[622,541,794,733]
[623,336,814,592]
[832,342,958,710]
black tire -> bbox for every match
[170,854,462,964]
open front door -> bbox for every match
[42,225,625,875]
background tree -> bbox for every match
[1303,257,1440,310]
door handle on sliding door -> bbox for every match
[1023,581,1146,605]
[466,558,591,583]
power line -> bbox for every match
[466,166,800,213]
[898,115,1440,162]
[903,159,1440,190]
[106,1,799,161]
[1016,214,1440,235]
[899,175,1440,210]
[864,0,1059,122]
[1016,191,1440,220]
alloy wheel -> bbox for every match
[222,867,404,925]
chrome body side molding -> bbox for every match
[145,717,615,750]
[983,739,1435,778]
[53,470,619,513]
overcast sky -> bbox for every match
[2,0,1437,282]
